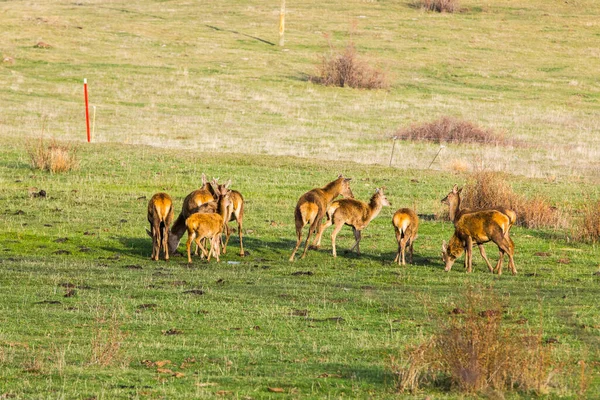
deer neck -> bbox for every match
[321,178,343,203]
[448,195,461,222]
[216,197,228,221]
[449,234,464,258]
[365,195,384,224]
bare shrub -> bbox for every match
[395,116,509,146]
[314,42,389,90]
[575,200,600,243]
[89,313,127,367]
[460,171,566,229]
[390,287,557,395]
[26,136,79,173]
[415,0,459,13]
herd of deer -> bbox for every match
[146,175,517,275]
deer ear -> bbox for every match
[452,184,458,193]
[344,178,352,182]
[224,179,231,189]
[442,240,447,252]
[202,173,207,185]
[457,187,463,194]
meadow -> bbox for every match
[1,0,600,398]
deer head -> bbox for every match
[441,184,462,206]
[338,175,354,199]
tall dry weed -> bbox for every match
[575,200,600,243]
[461,171,566,229]
[89,313,127,367]
[26,136,79,173]
[314,42,389,90]
[390,287,557,395]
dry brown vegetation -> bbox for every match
[575,200,600,243]
[314,42,389,90]
[26,136,79,173]
[394,116,511,146]
[461,171,566,229]
[89,314,127,367]
[391,287,558,395]
[415,0,459,13]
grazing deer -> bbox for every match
[441,210,517,275]
[211,178,245,257]
[289,175,354,261]
[441,184,517,272]
[167,174,215,254]
[147,192,174,261]
[185,185,232,263]
[314,187,391,258]
[392,208,419,265]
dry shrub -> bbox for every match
[314,42,389,90]
[89,313,127,367]
[575,200,600,243]
[391,287,557,395]
[395,116,509,146]
[448,159,470,172]
[26,136,79,173]
[461,171,566,229]
[416,0,459,12]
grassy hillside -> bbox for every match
[1,140,599,398]
[1,0,600,180]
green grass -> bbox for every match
[0,140,599,398]
[1,0,600,397]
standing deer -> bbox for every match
[441,184,517,272]
[392,208,419,265]
[185,185,232,263]
[441,210,517,275]
[147,192,174,261]
[314,187,391,258]
[211,178,245,257]
[289,175,354,261]
[167,174,214,255]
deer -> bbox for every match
[185,184,232,263]
[211,178,245,257]
[166,173,215,255]
[313,187,391,258]
[441,209,517,275]
[392,208,419,265]
[289,175,354,261]
[146,192,174,261]
[441,184,517,272]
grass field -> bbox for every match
[1,0,600,398]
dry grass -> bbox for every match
[314,42,390,90]
[394,117,510,146]
[89,313,127,367]
[391,287,557,395]
[461,171,567,229]
[414,0,459,13]
[26,136,79,173]
[575,200,600,243]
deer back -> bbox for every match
[455,210,510,243]
[186,213,224,238]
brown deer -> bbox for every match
[185,185,232,263]
[392,208,419,265]
[441,210,517,275]
[167,174,215,254]
[147,192,174,261]
[314,188,391,258]
[441,184,517,272]
[211,178,245,257]
[289,175,353,261]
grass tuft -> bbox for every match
[89,313,127,367]
[314,41,389,89]
[575,199,600,243]
[26,136,79,173]
[391,287,557,395]
[394,117,510,146]
[414,0,459,13]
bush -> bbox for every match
[391,287,557,395]
[576,200,600,243]
[394,116,509,146]
[460,171,566,229]
[415,0,459,13]
[26,137,79,173]
[314,42,389,90]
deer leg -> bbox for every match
[289,225,304,262]
[349,227,360,253]
[313,215,332,249]
[186,231,196,264]
[237,208,245,257]
[162,224,169,261]
[477,244,494,272]
[400,237,408,266]
[393,229,401,264]
[409,239,414,264]
[507,236,517,275]
[331,221,344,258]
[466,237,474,273]
[150,224,158,261]
[301,216,320,259]
[222,224,232,255]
